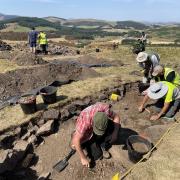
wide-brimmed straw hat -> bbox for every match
[136,52,148,62]
[147,82,168,100]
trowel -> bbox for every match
[53,149,76,172]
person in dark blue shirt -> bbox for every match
[28,27,38,54]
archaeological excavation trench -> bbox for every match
[0,80,174,180]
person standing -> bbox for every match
[28,27,38,54]
[38,31,48,55]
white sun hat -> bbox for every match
[136,52,148,62]
[147,82,168,100]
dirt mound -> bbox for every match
[0,40,12,51]
[0,61,99,100]
[11,51,47,66]
[48,44,76,56]
[0,51,13,60]
[77,55,124,66]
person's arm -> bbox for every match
[166,71,175,83]
[71,132,89,167]
[138,94,149,112]
[110,113,120,143]
[150,102,170,121]
[28,33,30,44]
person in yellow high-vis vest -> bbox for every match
[38,31,48,54]
[152,65,180,88]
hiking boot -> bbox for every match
[102,149,111,159]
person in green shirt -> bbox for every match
[138,81,180,121]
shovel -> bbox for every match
[53,149,76,172]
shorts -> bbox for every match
[30,42,37,48]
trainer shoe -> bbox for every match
[162,116,175,121]
[102,149,111,159]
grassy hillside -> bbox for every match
[115,21,149,30]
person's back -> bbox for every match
[29,29,38,43]
[28,27,38,53]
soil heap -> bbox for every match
[77,55,124,66]
[0,40,12,51]
[48,44,76,56]
[12,51,47,66]
[0,60,99,100]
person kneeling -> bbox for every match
[138,81,180,121]
[71,102,121,167]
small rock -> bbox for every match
[27,134,37,145]
[14,127,22,137]
[83,97,91,105]
[43,109,60,120]
[67,104,77,115]
[21,131,31,140]
[60,109,70,121]
[38,172,51,180]
[21,153,35,168]
[13,140,30,159]
[37,119,45,126]
[28,125,39,134]
[99,94,107,100]
[36,120,54,136]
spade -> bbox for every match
[53,149,76,172]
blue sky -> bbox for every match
[0,0,179,22]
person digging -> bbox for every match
[136,51,160,94]
[152,65,180,88]
[138,81,180,121]
[71,102,121,167]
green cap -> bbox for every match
[93,112,108,136]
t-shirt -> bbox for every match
[28,30,38,43]
[162,81,180,103]
[75,102,115,143]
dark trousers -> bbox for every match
[40,44,47,54]
[83,121,114,161]
[154,98,180,118]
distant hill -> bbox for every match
[43,16,66,24]
[115,21,149,30]
[0,13,18,21]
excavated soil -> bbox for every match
[0,61,99,101]
[76,55,124,66]
[11,51,47,66]
[31,87,173,180]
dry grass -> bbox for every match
[127,122,180,180]
[0,76,125,132]
[0,59,19,73]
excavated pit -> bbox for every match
[0,60,99,101]
[0,82,175,180]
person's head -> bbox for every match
[93,112,109,136]
[152,65,165,77]
[147,82,168,100]
[32,27,35,30]
[142,31,145,35]
[136,52,148,63]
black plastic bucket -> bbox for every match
[18,94,37,114]
[126,135,152,163]
[40,86,57,104]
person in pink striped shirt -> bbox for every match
[71,102,121,167]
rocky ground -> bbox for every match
[0,82,176,180]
